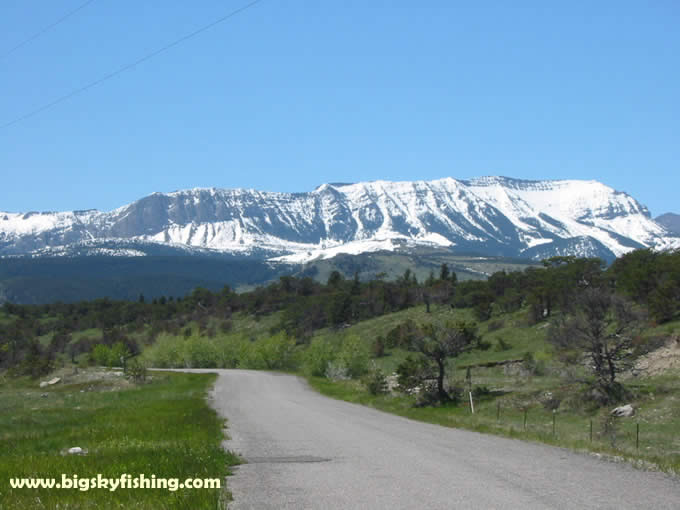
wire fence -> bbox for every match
[460,396,659,455]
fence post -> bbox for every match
[496,401,501,423]
[589,420,593,443]
[523,408,527,431]
[636,423,639,450]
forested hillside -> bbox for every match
[2,249,679,389]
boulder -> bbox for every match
[610,404,635,417]
[67,447,85,455]
[47,377,61,385]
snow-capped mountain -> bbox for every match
[1,177,678,262]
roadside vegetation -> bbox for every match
[0,370,238,509]
[1,248,680,478]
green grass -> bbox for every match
[0,371,239,509]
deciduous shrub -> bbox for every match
[302,338,336,377]
[337,334,370,378]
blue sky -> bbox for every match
[1,1,678,215]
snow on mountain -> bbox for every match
[1,177,678,262]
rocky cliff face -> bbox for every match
[655,213,680,236]
[1,177,678,261]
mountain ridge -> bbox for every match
[1,176,678,262]
[655,213,680,236]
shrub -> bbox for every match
[395,355,430,393]
[337,334,370,378]
[109,342,131,367]
[476,338,492,351]
[472,385,491,399]
[363,364,388,395]
[256,332,297,370]
[325,360,349,380]
[302,338,336,377]
[142,333,192,368]
[184,337,218,368]
[91,344,111,366]
[385,320,419,349]
[126,358,147,383]
[522,351,546,376]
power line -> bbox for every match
[1,0,263,130]
[1,0,98,60]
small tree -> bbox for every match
[408,320,478,403]
[548,287,641,404]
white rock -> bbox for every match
[610,404,635,417]
[47,377,61,385]
[39,381,48,388]
[68,447,84,455]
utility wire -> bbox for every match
[1,0,263,130]
[1,0,97,60]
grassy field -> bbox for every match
[0,370,238,509]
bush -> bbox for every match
[471,385,491,399]
[476,338,492,351]
[325,360,350,380]
[337,334,370,378]
[395,355,430,393]
[385,320,419,349]
[142,334,183,367]
[522,351,546,376]
[184,337,218,368]
[126,358,147,383]
[363,364,388,395]
[256,332,297,370]
[109,342,131,367]
[91,344,111,366]
[302,338,336,377]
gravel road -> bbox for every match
[194,369,679,509]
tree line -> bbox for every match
[1,249,679,388]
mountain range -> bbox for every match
[655,213,680,237]
[2,176,678,263]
